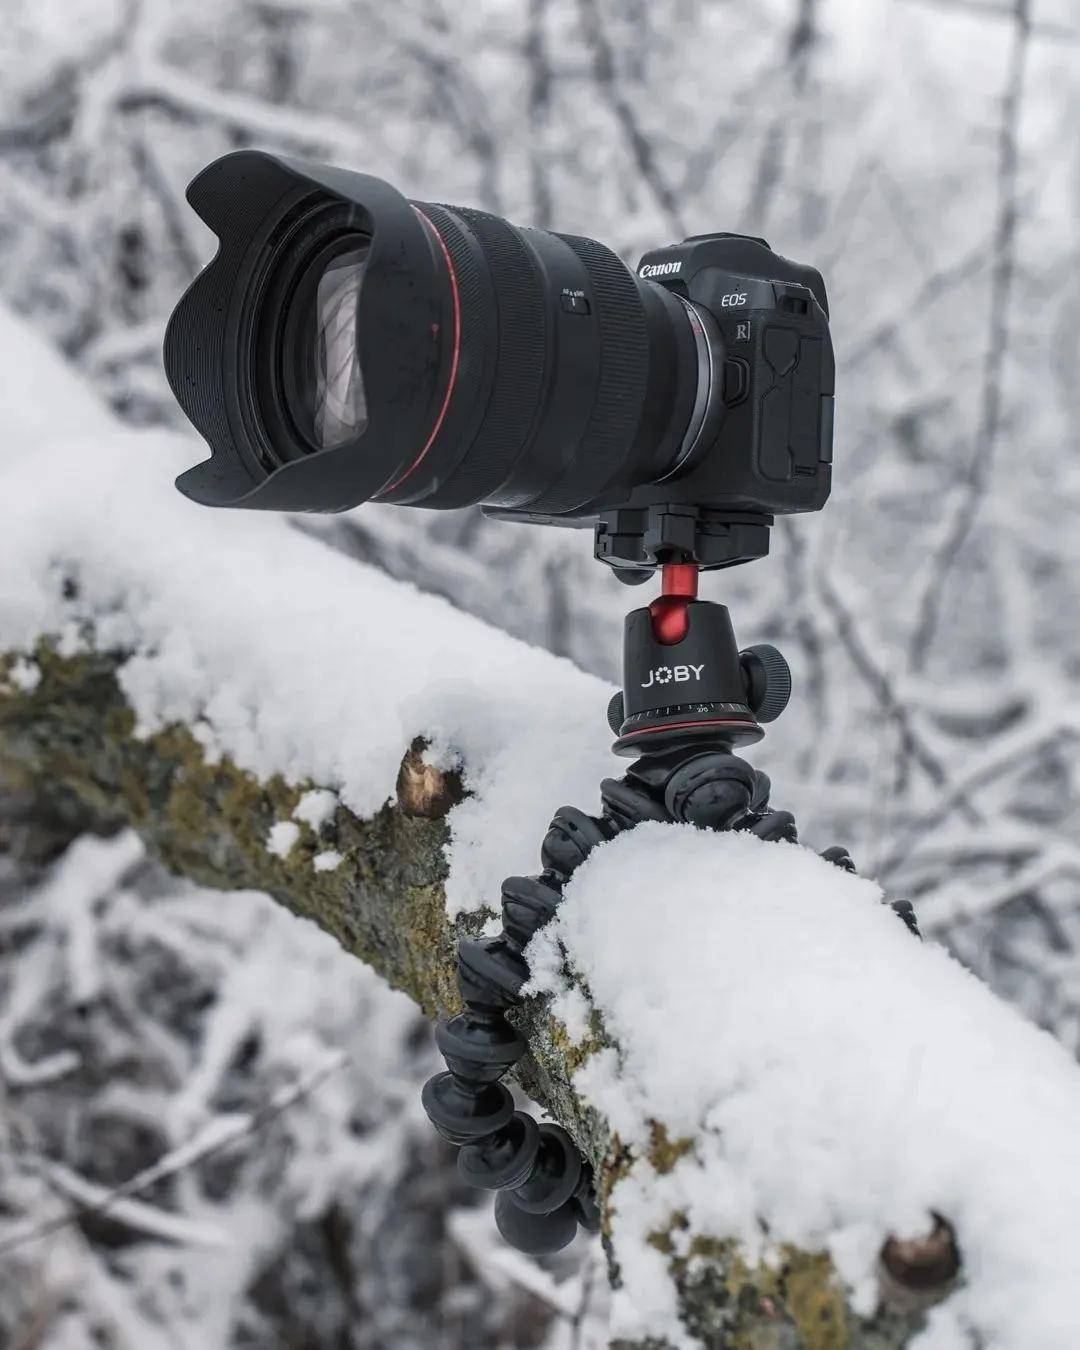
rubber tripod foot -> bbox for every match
[494,1189,579,1254]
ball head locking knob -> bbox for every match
[739,644,792,724]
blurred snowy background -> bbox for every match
[1,0,1078,1345]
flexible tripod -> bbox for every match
[422,562,918,1254]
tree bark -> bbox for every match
[0,643,957,1349]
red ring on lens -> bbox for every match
[376,207,462,496]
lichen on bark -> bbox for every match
[0,643,459,1014]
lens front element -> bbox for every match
[283,235,371,452]
[314,245,369,447]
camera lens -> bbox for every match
[281,235,371,451]
[164,151,720,516]
[371,204,711,516]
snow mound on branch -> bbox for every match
[0,306,611,916]
[529,823,1080,1349]
[0,304,113,443]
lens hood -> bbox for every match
[163,150,450,511]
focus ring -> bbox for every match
[425,204,548,508]
[532,233,649,512]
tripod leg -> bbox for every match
[421,775,666,1253]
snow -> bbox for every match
[5,296,1080,1345]
[293,788,339,830]
[265,820,301,858]
[0,305,113,444]
[529,824,1080,1349]
[0,308,612,921]
[4,656,41,692]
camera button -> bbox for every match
[722,357,750,406]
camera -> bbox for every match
[162,154,843,1253]
[163,150,833,574]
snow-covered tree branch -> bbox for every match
[3,308,1080,1349]
[3,1,1079,1340]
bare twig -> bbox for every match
[817,575,983,829]
[116,62,362,155]
[875,720,1080,876]
[526,0,555,228]
[879,1215,961,1313]
[744,0,818,228]
[898,0,1080,45]
[844,239,991,371]
[127,138,204,279]
[41,1164,228,1248]
[576,0,686,236]
[396,738,465,820]
[0,68,78,152]
[0,1053,346,1258]
[908,0,1031,671]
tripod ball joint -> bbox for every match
[609,594,793,752]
